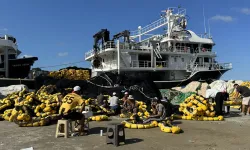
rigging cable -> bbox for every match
[36,61,85,69]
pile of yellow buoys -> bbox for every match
[48,69,90,80]
[175,94,224,121]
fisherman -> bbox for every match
[121,95,137,114]
[122,92,129,102]
[109,92,119,115]
[161,97,172,117]
[59,86,86,136]
[214,91,229,116]
[97,91,108,108]
[233,84,250,115]
[143,97,167,123]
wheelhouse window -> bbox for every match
[202,44,212,51]
[9,54,16,59]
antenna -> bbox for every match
[203,5,207,35]
[208,19,211,38]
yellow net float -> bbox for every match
[122,120,156,129]
[172,114,224,121]
[89,115,109,121]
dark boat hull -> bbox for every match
[154,69,229,89]
[0,57,38,78]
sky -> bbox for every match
[0,0,250,80]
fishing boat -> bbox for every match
[84,7,232,89]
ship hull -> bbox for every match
[154,69,229,89]
[93,69,230,89]
[0,57,38,78]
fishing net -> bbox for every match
[35,72,161,104]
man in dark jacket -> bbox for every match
[234,84,250,115]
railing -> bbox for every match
[131,60,168,68]
[162,46,190,53]
[167,7,186,16]
[85,50,94,59]
[94,60,117,70]
[103,41,115,49]
[119,43,150,51]
[196,34,211,39]
[156,61,168,68]
[174,46,190,53]
[190,63,233,71]
[85,41,116,59]
[197,48,212,53]
[130,17,168,38]
[131,60,151,68]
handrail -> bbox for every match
[192,63,233,70]
[131,60,168,68]
[131,60,151,68]
[130,17,168,38]
[94,60,117,70]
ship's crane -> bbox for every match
[93,29,110,52]
[92,29,110,68]
[112,30,130,43]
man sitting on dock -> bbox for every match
[143,97,167,124]
[59,86,86,135]
[121,95,137,114]
[109,92,119,115]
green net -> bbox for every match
[171,92,196,105]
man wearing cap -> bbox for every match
[121,95,137,114]
[122,92,129,102]
[109,92,119,114]
[59,86,86,136]
[143,97,167,123]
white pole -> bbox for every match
[138,26,142,42]
[117,40,120,74]
[203,5,207,34]
[208,19,211,38]
[4,47,9,78]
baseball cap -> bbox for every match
[73,86,81,92]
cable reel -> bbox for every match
[91,55,102,68]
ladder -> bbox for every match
[150,41,162,59]
[130,17,168,39]
[188,53,198,71]
[153,48,162,59]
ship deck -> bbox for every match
[0,78,35,89]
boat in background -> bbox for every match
[0,34,38,78]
